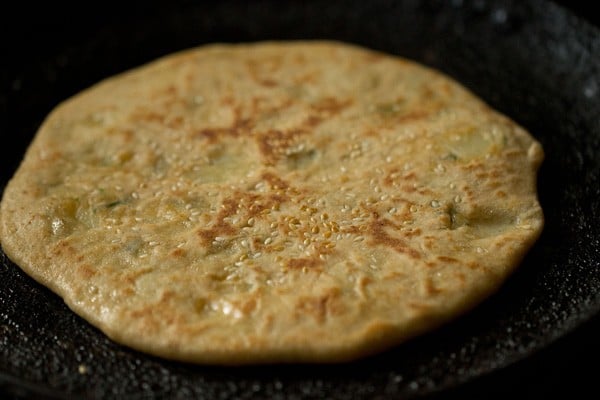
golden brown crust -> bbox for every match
[0,41,543,364]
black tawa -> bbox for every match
[0,1,599,398]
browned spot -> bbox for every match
[437,256,459,263]
[402,228,422,238]
[77,264,96,279]
[170,248,187,258]
[261,172,289,190]
[310,97,353,116]
[220,96,235,106]
[383,168,400,187]
[425,278,443,295]
[286,257,322,270]
[293,72,317,84]
[295,288,342,323]
[240,298,257,314]
[401,185,418,193]
[195,115,254,143]
[304,115,323,128]
[257,129,305,165]
[124,268,153,285]
[246,58,283,88]
[76,255,84,262]
[408,302,431,311]
[197,218,237,246]
[496,190,507,198]
[259,79,278,87]
[130,290,185,329]
[197,190,290,246]
[250,97,293,117]
[467,261,481,270]
[368,214,421,259]
[107,127,135,143]
[51,240,76,256]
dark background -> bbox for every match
[0,1,598,399]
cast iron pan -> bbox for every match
[1,0,599,398]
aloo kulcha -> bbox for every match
[0,42,544,364]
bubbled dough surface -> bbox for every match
[0,41,543,364]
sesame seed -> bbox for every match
[430,200,441,208]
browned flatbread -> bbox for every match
[0,41,543,364]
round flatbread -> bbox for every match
[0,41,543,364]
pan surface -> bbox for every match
[1,0,599,398]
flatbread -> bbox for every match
[0,41,543,364]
